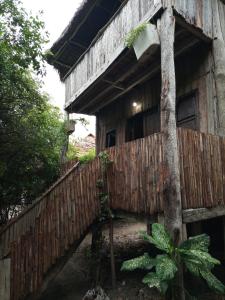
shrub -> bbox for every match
[121,223,225,297]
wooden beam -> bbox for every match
[102,79,125,91]
[183,206,225,224]
[160,7,184,299]
[68,40,87,50]
[55,60,72,69]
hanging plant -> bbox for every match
[125,22,148,49]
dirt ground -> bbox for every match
[39,219,225,300]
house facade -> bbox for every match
[1,1,225,299]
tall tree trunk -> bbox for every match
[212,0,225,134]
[160,6,185,299]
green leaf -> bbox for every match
[200,269,225,294]
[179,234,210,252]
[121,253,155,271]
[142,272,169,294]
[184,260,201,277]
[141,223,173,254]
[180,249,220,269]
[155,254,178,281]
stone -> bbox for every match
[82,286,110,300]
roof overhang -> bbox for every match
[47,0,127,80]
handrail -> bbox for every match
[0,162,80,235]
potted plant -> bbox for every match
[125,22,160,61]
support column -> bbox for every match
[212,1,225,135]
[159,6,184,300]
[160,6,183,247]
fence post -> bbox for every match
[0,258,11,300]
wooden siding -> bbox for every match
[1,129,225,299]
[172,0,213,38]
[64,0,162,108]
[96,45,214,152]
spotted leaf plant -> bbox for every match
[121,223,225,296]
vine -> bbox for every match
[97,151,113,222]
[94,151,116,288]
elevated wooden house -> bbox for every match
[1,1,225,299]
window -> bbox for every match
[177,91,198,130]
[105,130,116,148]
[126,113,144,142]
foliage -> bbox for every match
[125,22,148,49]
[97,151,113,222]
[66,143,79,161]
[79,148,96,165]
[121,223,225,297]
[0,0,66,225]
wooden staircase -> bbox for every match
[1,129,225,300]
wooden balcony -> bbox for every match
[63,0,213,114]
[1,128,225,300]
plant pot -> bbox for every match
[133,23,160,61]
[66,120,76,135]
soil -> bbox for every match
[39,219,225,300]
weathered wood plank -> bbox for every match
[183,206,225,223]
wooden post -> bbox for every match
[159,6,184,299]
[223,217,225,261]
[212,0,225,135]
[0,259,10,300]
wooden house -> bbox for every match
[49,0,225,248]
[1,1,225,299]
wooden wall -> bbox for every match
[0,259,10,300]
[65,0,162,109]
[96,45,216,152]
[172,0,213,38]
[96,75,161,152]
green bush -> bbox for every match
[78,148,96,165]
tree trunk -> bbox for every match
[91,224,103,285]
[212,0,225,134]
[109,217,116,288]
[160,6,185,300]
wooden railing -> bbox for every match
[1,128,225,300]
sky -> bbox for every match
[22,0,96,139]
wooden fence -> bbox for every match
[0,128,225,300]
